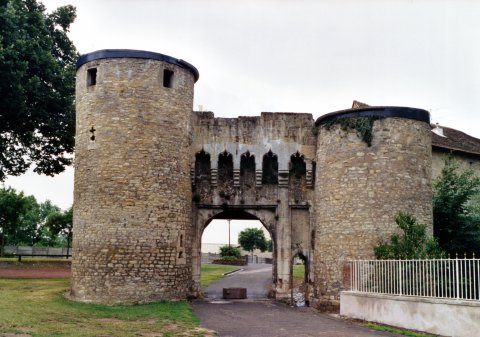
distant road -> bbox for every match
[203,263,272,300]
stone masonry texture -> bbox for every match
[313,117,433,301]
[72,49,478,307]
[72,56,195,304]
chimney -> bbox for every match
[432,123,445,137]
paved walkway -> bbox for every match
[204,264,272,299]
[193,263,401,337]
[192,300,401,337]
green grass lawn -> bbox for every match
[365,323,437,337]
[292,264,305,280]
[0,263,236,336]
[200,264,238,287]
[0,278,209,337]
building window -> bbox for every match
[163,69,174,88]
[87,68,97,86]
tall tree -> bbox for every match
[0,0,78,181]
[0,187,62,255]
[0,187,28,255]
[238,227,267,258]
[43,206,72,250]
[433,156,480,256]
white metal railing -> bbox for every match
[349,257,480,301]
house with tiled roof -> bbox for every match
[431,123,480,178]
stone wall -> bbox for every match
[189,111,316,298]
[72,54,196,304]
[432,149,480,178]
[313,115,433,301]
[72,49,442,306]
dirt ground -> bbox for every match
[0,268,70,278]
[0,262,71,279]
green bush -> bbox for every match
[433,156,480,256]
[374,212,445,259]
[219,245,241,258]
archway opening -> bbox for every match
[199,210,274,300]
[291,253,309,307]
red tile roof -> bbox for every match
[431,124,480,156]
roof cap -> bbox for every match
[76,49,199,82]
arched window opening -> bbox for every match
[218,150,234,186]
[240,151,255,189]
[195,150,211,186]
[262,150,278,185]
[289,152,306,179]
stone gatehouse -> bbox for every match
[71,49,434,308]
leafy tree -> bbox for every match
[43,206,72,251]
[219,245,241,258]
[374,212,445,259]
[0,0,78,181]
[266,239,273,252]
[0,187,63,254]
[238,227,267,257]
[433,156,480,256]
[0,187,28,255]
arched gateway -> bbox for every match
[71,50,433,310]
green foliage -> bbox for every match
[433,156,480,256]
[42,206,72,247]
[374,212,445,259]
[238,227,267,256]
[467,193,480,215]
[365,323,436,337]
[320,115,383,146]
[292,264,305,280]
[0,0,78,181]
[0,187,67,255]
[219,245,241,258]
[266,239,273,252]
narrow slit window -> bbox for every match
[163,69,174,88]
[87,68,97,86]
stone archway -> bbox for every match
[191,207,279,297]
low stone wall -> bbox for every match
[212,259,247,266]
[340,291,480,337]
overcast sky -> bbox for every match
[4,0,480,242]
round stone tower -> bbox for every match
[72,50,198,304]
[312,107,432,307]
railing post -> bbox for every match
[456,254,460,300]
[398,260,402,295]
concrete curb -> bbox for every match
[223,268,243,276]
